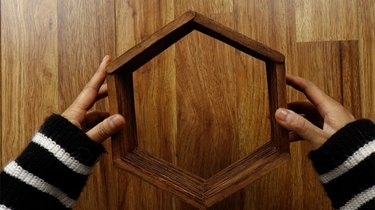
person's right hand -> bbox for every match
[62,55,125,144]
[275,75,355,150]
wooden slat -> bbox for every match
[108,11,284,75]
[115,150,206,208]
[107,11,195,74]
[110,72,138,155]
[193,13,285,63]
[205,143,289,206]
[115,1,178,209]
[1,0,58,165]
[56,0,116,209]
[0,0,2,168]
[266,62,289,153]
[359,0,375,120]
[340,41,362,118]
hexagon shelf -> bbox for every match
[107,11,289,209]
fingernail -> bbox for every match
[276,108,289,121]
[108,114,125,128]
[103,55,111,63]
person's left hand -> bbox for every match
[62,55,125,143]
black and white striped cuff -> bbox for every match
[310,119,375,209]
[0,114,105,209]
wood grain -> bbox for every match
[340,41,361,118]
[115,1,178,209]
[0,0,2,169]
[116,151,206,208]
[232,1,293,209]
[1,0,373,210]
[108,11,288,208]
[108,11,284,74]
[295,0,358,42]
[1,0,58,165]
[108,11,195,74]
[291,41,355,210]
[205,144,289,206]
[359,0,375,120]
[174,3,240,209]
[56,0,116,209]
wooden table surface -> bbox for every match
[1,0,374,209]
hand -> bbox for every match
[62,55,125,143]
[275,74,355,150]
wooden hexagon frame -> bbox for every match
[107,11,289,209]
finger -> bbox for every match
[83,84,109,111]
[275,108,328,149]
[86,114,125,143]
[85,111,110,130]
[96,83,108,101]
[287,101,323,128]
[286,74,336,116]
[72,55,112,111]
[85,55,111,92]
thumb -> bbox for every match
[275,108,328,149]
[86,114,125,143]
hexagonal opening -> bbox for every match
[132,30,271,179]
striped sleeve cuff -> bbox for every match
[309,119,375,210]
[38,114,105,166]
[0,114,105,210]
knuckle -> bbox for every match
[305,80,313,87]
[292,115,308,131]
[97,123,110,139]
[84,84,97,92]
